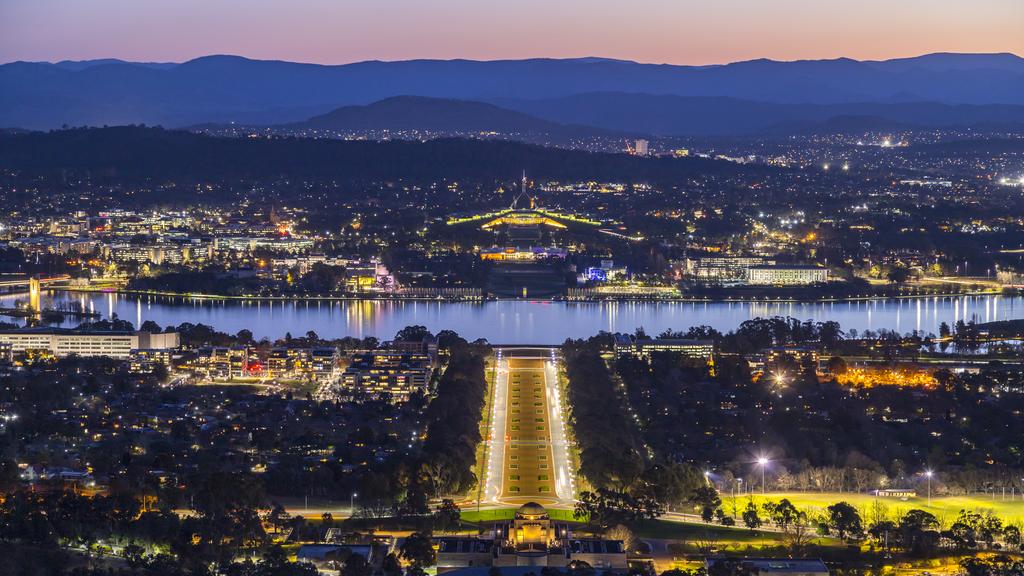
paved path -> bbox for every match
[478,348,575,509]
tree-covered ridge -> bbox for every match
[0,126,755,184]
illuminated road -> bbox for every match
[480,349,510,504]
[544,348,575,504]
[479,347,575,509]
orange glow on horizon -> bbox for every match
[1,1,1020,66]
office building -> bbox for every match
[194,346,251,379]
[0,328,179,359]
[309,347,340,380]
[614,335,715,361]
[479,246,568,261]
[745,265,828,285]
[340,350,434,402]
[129,348,174,373]
[763,346,820,373]
[682,256,775,283]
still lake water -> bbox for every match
[5,291,1022,344]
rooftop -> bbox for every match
[0,327,137,336]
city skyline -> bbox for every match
[2,0,1022,65]
[3,2,1024,575]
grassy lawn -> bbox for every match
[729,492,1024,524]
[461,508,837,549]
[634,519,783,543]
[184,383,266,394]
[631,518,842,548]
[461,507,580,523]
[280,378,320,395]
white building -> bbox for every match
[106,242,205,265]
[0,329,179,359]
[634,139,649,156]
[682,256,775,283]
[214,236,315,254]
[745,265,828,285]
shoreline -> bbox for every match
[49,286,1004,305]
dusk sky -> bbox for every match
[2,0,1022,65]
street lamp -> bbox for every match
[757,457,769,494]
[351,492,358,515]
[773,372,787,387]
[733,478,743,518]
[924,470,933,507]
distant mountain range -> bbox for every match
[265,94,1024,138]
[2,53,1023,134]
[489,93,1024,136]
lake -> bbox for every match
[3,291,1020,344]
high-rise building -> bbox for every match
[28,277,40,313]
[634,139,649,156]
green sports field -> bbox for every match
[729,492,1024,524]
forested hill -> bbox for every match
[0,126,768,183]
[287,95,622,139]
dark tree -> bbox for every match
[400,532,437,569]
[826,501,862,540]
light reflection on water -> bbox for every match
[1,292,1020,344]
